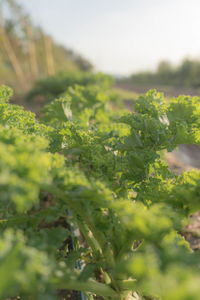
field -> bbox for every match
[1,1,200,298]
[1,73,200,299]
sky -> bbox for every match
[17,0,200,75]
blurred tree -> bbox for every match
[177,59,200,88]
[0,0,28,90]
[122,58,200,90]
[7,0,39,81]
[0,0,93,94]
[157,60,174,85]
[157,60,173,73]
[73,55,93,71]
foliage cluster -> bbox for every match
[1,82,200,299]
[26,71,114,103]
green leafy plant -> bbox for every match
[1,84,200,300]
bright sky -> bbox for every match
[18,0,200,75]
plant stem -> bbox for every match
[76,217,102,255]
[54,278,119,298]
[117,279,136,291]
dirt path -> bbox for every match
[116,82,200,98]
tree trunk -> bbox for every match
[0,3,27,90]
[44,34,55,76]
[26,24,38,81]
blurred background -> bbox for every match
[1,0,200,98]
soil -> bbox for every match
[116,82,200,98]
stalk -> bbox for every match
[42,185,125,297]
[117,279,136,291]
[54,278,119,298]
[76,217,102,256]
[116,239,135,261]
